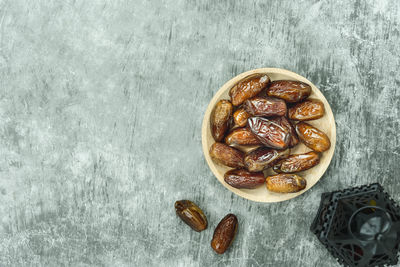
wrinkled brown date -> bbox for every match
[233,108,251,128]
[269,116,299,147]
[247,117,290,149]
[244,147,290,172]
[175,200,208,232]
[210,100,233,141]
[211,214,238,254]
[288,99,325,121]
[266,174,307,193]
[224,169,265,189]
[229,74,270,106]
[267,80,311,103]
[273,151,320,173]
[209,142,245,168]
[295,122,331,152]
[225,128,262,146]
[243,96,287,117]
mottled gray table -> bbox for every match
[0,0,399,266]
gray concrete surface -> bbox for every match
[0,0,400,266]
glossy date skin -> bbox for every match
[244,147,290,172]
[175,200,208,232]
[224,169,265,189]
[211,214,238,254]
[209,142,245,168]
[210,100,233,141]
[269,116,299,147]
[288,99,324,121]
[229,74,270,106]
[267,80,311,103]
[295,122,331,152]
[243,96,287,117]
[247,117,290,149]
[225,128,262,146]
[233,108,251,128]
[266,174,306,193]
[273,151,320,173]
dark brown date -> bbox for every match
[269,116,299,147]
[247,117,290,149]
[175,200,208,232]
[210,100,233,141]
[288,99,324,121]
[229,74,270,106]
[243,96,287,117]
[225,128,262,146]
[273,151,320,173]
[209,142,245,168]
[266,174,306,193]
[233,108,251,128]
[295,122,331,152]
[224,169,265,189]
[267,80,311,103]
[244,147,290,172]
[211,214,238,254]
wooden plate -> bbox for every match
[201,68,336,202]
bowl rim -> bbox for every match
[201,67,337,203]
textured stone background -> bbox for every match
[0,0,399,266]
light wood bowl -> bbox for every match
[201,68,336,203]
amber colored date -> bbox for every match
[247,117,290,149]
[233,108,251,128]
[225,128,262,146]
[288,99,325,121]
[224,169,265,189]
[175,200,208,232]
[273,151,320,173]
[244,147,290,172]
[266,174,306,193]
[210,100,233,141]
[229,74,270,106]
[295,122,331,152]
[269,116,299,148]
[267,80,311,103]
[211,214,238,254]
[209,142,245,168]
[243,96,287,117]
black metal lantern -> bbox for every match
[311,183,400,267]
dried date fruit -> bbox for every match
[225,128,262,146]
[266,174,306,193]
[233,145,262,154]
[295,122,331,152]
[209,142,245,168]
[247,117,290,149]
[224,169,265,189]
[229,74,270,106]
[244,147,290,172]
[243,96,287,117]
[288,99,324,121]
[267,80,311,103]
[210,100,233,141]
[273,151,320,173]
[211,214,238,254]
[175,200,208,232]
[233,108,251,128]
[269,116,299,147]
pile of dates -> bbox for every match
[210,74,331,194]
